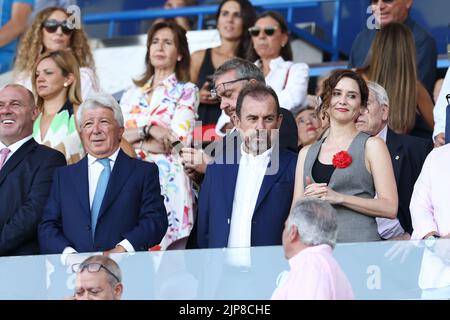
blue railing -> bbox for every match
[83,0,343,61]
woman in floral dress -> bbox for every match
[120,21,199,249]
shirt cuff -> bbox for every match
[118,239,135,253]
[61,246,78,265]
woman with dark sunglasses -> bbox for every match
[13,7,98,101]
[248,11,309,113]
[215,11,309,135]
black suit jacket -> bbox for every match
[0,139,66,256]
[279,107,298,153]
[386,129,433,234]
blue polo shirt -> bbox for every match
[0,0,33,73]
[348,16,437,95]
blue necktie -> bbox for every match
[91,158,111,238]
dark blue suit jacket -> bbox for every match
[386,129,432,234]
[38,149,168,254]
[197,141,297,248]
[0,139,66,256]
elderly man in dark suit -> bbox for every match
[0,84,66,256]
[39,93,168,256]
[356,81,432,239]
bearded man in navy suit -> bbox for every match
[197,83,297,249]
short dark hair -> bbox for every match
[213,57,265,85]
[236,83,280,118]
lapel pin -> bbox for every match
[395,155,400,160]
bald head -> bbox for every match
[3,84,35,108]
[0,84,38,146]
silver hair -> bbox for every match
[76,92,124,128]
[212,57,266,85]
[288,198,338,248]
[367,81,389,107]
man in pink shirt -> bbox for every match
[410,145,450,240]
[271,198,354,300]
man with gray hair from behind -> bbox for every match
[271,198,354,300]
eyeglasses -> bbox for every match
[43,19,75,35]
[72,262,120,283]
[370,0,395,4]
[210,77,251,99]
[248,26,278,37]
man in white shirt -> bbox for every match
[0,84,66,256]
[197,83,297,248]
[39,93,168,257]
[355,81,432,239]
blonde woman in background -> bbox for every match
[32,50,83,164]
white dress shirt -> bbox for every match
[432,67,450,140]
[227,146,272,249]
[375,125,405,239]
[0,135,33,163]
[62,148,134,263]
[215,56,309,136]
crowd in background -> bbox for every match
[0,0,449,300]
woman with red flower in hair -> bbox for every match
[292,69,398,243]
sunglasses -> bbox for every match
[43,19,75,35]
[248,26,278,37]
[371,0,395,4]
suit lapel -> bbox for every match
[254,149,289,212]
[0,139,37,186]
[386,129,403,183]
[98,150,135,218]
[70,157,90,216]
[221,142,240,218]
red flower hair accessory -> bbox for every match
[332,151,352,169]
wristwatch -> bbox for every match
[424,234,440,250]
[139,125,147,140]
